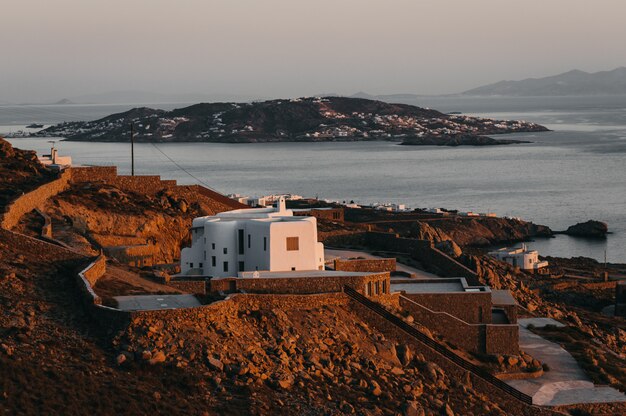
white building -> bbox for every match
[38,143,72,170]
[180,198,325,277]
[488,244,548,271]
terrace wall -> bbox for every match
[402,291,492,324]
[211,272,390,298]
[333,258,396,273]
[1,170,71,230]
[364,232,479,283]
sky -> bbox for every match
[3,0,626,103]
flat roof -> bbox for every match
[491,289,518,306]
[391,277,489,294]
[392,281,464,293]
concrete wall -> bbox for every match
[1,170,71,230]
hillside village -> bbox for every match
[1,137,626,415]
[30,97,548,146]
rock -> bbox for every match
[275,375,294,389]
[442,403,455,416]
[506,356,519,366]
[397,344,413,367]
[116,353,127,365]
[564,220,608,238]
[207,356,224,371]
[141,350,152,360]
[370,380,382,397]
[403,401,425,416]
[149,351,166,364]
[435,240,463,258]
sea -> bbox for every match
[2,95,625,263]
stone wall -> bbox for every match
[69,166,118,183]
[399,296,484,353]
[401,290,492,324]
[485,324,519,355]
[346,298,551,415]
[399,296,518,355]
[293,208,344,222]
[364,232,479,283]
[166,279,207,295]
[1,170,71,230]
[333,258,396,273]
[103,244,157,268]
[210,272,390,298]
[616,281,626,317]
[77,255,107,305]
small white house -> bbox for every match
[180,198,325,277]
[488,244,548,271]
[38,143,72,170]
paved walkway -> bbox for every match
[507,318,626,406]
[114,294,201,311]
[324,248,438,279]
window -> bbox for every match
[286,237,299,251]
[212,256,216,267]
[238,229,244,255]
[190,263,194,268]
[248,234,251,249]
[263,237,267,251]
[199,262,203,268]
[203,251,206,260]
[291,267,296,271]
[212,243,215,250]
[238,261,245,272]
[204,237,206,244]
[223,247,228,255]
[223,261,229,273]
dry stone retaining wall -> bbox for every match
[1,170,71,230]
[333,258,396,273]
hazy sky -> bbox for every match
[3,0,626,102]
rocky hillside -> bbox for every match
[35,97,548,146]
[0,137,55,211]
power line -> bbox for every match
[149,142,220,192]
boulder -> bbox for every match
[564,220,608,238]
[207,356,224,371]
[403,401,425,416]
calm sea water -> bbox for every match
[2,96,625,262]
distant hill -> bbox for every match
[462,67,626,96]
[35,96,547,146]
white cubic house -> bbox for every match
[488,244,549,271]
[180,198,325,277]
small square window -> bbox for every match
[223,248,228,254]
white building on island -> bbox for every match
[488,244,548,271]
[180,198,325,277]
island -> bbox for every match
[34,97,548,146]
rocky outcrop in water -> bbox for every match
[563,220,608,238]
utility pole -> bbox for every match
[130,123,135,176]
